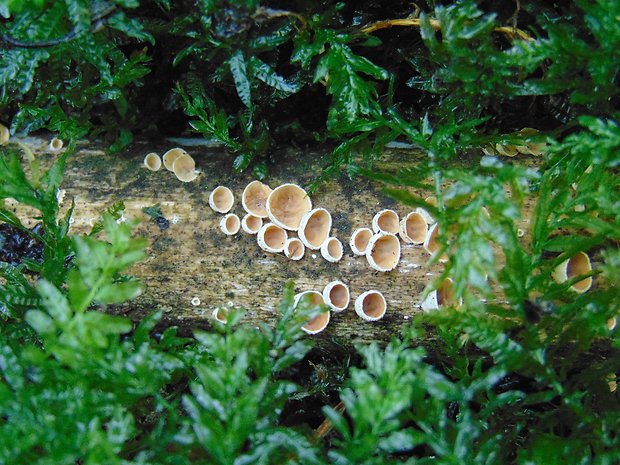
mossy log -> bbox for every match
[9,135,539,346]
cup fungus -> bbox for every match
[162,147,187,171]
[299,208,332,250]
[284,237,305,260]
[421,278,459,311]
[366,233,401,272]
[321,237,343,263]
[212,307,228,324]
[257,223,288,253]
[0,124,9,146]
[423,223,449,263]
[399,211,428,244]
[241,213,263,234]
[48,137,63,152]
[350,227,373,256]
[322,281,350,312]
[552,251,593,293]
[220,213,240,235]
[209,186,235,213]
[372,209,400,234]
[294,290,330,335]
[143,152,162,172]
[242,181,272,218]
[355,290,387,321]
[172,153,198,182]
[266,183,312,231]
[416,197,438,225]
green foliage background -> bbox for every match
[0,0,619,464]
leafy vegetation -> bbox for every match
[1,1,619,463]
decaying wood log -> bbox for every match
[7,135,539,345]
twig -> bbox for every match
[252,7,308,31]
[361,16,534,42]
[312,401,346,444]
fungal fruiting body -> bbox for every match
[209,186,235,213]
[355,290,387,321]
[220,213,240,235]
[172,154,198,182]
[0,124,9,145]
[350,227,373,256]
[399,211,428,244]
[421,278,459,312]
[298,208,332,250]
[423,223,449,263]
[162,148,186,171]
[366,232,401,272]
[284,237,305,260]
[242,181,272,218]
[144,152,162,172]
[322,281,350,312]
[48,137,63,152]
[372,209,399,234]
[266,183,312,231]
[241,214,263,234]
[212,308,228,324]
[321,237,343,263]
[552,251,593,293]
[294,291,330,335]
[257,223,288,253]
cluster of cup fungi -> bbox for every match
[143,148,199,182]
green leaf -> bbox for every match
[95,280,143,305]
[229,50,252,108]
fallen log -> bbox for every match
[8,135,539,345]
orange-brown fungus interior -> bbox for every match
[245,183,271,216]
[436,279,454,307]
[354,230,372,251]
[246,215,261,231]
[362,293,385,318]
[327,239,342,258]
[305,211,329,246]
[330,285,348,307]
[406,214,427,242]
[567,252,592,291]
[264,226,286,248]
[225,215,239,231]
[213,188,233,211]
[370,235,398,269]
[289,241,303,258]
[378,212,399,232]
[270,187,310,228]
[304,312,329,332]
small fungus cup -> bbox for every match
[241,213,263,234]
[144,152,162,172]
[266,183,312,231]
[299,208,332,250]
[212,308,228,324]
[162,148,187,171]
[242,181,272,218]
[257,223,288,253]
[322,281,350,312]
[423,223,449,263]
[209,186,235,213]
[355,290,387,321]
[421,278,460,312]
[366,233,401,272]
[220,213,240,235]
[0,124,9,146]
[284,237,305,260]
[372,209,400,234]
[294,291,330,335]
[399,211,428,244]
[48,137,63,152]
[173,154,198,182]
[350,228,373,256]
[321,237,343,263]
[552,251,593,293]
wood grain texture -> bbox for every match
[8,135,539,345]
